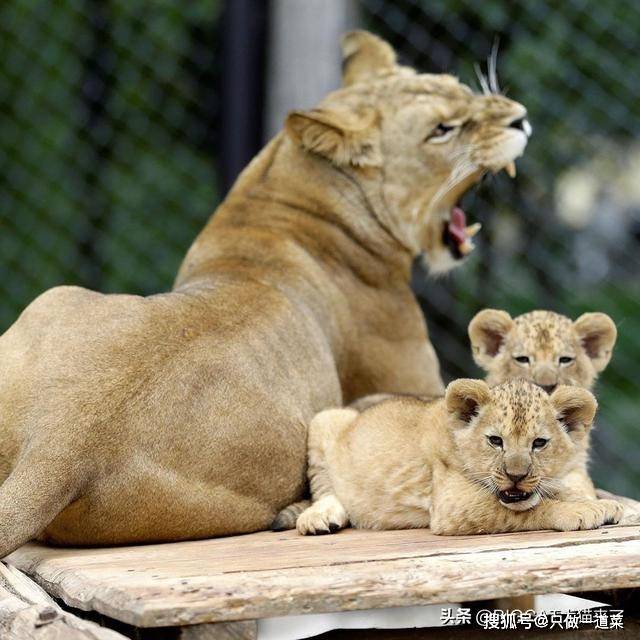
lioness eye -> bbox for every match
[532,438,549,450]
[425,123,455,142]
[514,356,530,364]
[559,356,574,365]
[487,435,503,448]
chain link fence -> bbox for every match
[1,1,638,495]
[0,1,220,324]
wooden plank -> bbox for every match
[9,526,638,576]
[0,561,126,640]
[6,526,640,628]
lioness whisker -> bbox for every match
[474,62,491,96]
[487,37,501,95]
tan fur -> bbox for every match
[468,309,617,499]
[0,31,530,557]
[297,380,623,536]
[468,309,617,390]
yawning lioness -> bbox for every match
[0,31,529,555]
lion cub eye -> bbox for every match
[425,123,456,143]
[487,435,503,448]
[514,356,530,364]
[559,356,575,365]
[532,438,549,450]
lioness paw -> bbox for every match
[553,499,623,531]
[296,495,349,536]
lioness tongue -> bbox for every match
[448,206,467,244]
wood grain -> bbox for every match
[0,561,126,639]
[6,526,640,628]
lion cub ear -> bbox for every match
[468,309,514,371]
[285,107,382,167]
[445,379,491,425]
[573,312,617,373]
[550,386,597,440]
[340,30,397,87]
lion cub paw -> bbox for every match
[296,495,349,535]
[553,499,624,531]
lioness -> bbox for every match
[296,379,623,535]
[0,31,530,557]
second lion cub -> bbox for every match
[296,378,622,536]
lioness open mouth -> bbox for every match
[498,488,532,504]
[442,205,481,259]
[441,161,517,260]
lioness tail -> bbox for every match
[271,500,311,531]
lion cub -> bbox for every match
[468,309,617,392]
[296,379,623,535]
[468,309,617,499]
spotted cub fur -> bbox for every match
[468,309,616,392]
[468,309,617,499]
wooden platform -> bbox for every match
[6,525,640,631]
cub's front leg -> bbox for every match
[532,498,624,532]
[430,468,623,535]
[562,467,597,500]
[296,495,349,535]
[295,408,355,536]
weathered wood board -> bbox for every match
[0,561,126,639]
[6,526,640,629]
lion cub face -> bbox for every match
[285,31,531,273]
[447,379,597,512]
[468,310,617,392]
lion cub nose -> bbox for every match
[505,472,527,484]
[541,384,557,394]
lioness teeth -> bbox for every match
[458,239,474,256]
[505,161,516,178]
[465,222,482,238]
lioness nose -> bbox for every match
[509,117,532,137]
[506,471,527,484]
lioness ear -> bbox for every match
[551,386,597,440]
[285,107,381,167]
[573,313,617,373]
[341,30,397,87]
[468,309,514,370]
[446,379,491,425]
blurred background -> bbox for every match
[0,0,638,496]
